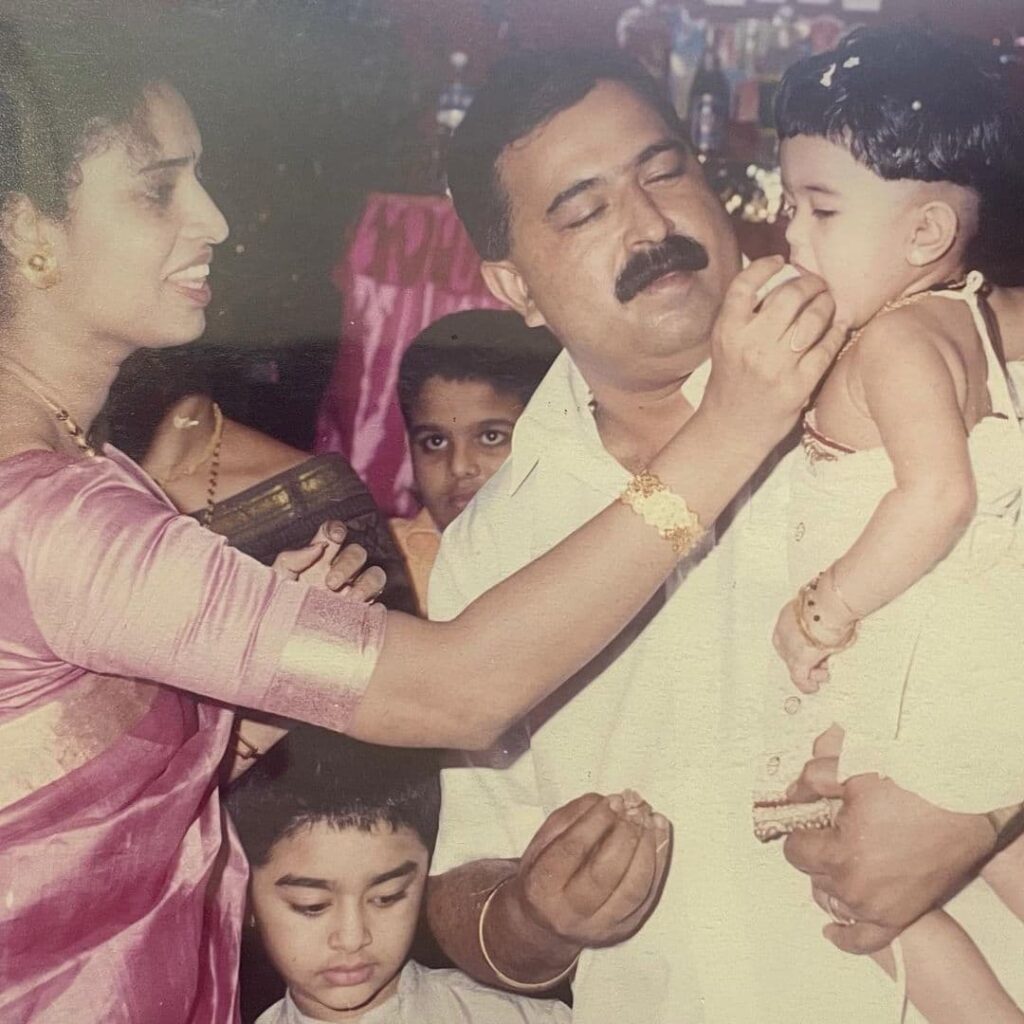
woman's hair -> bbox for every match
[775,26,1024,278]
[0,15,167,296]
[225,728,441,868]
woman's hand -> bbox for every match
[272,520,386,601]
[773,600,831,693]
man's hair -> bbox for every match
[225,728,440,867]
[397,309,559,425]
[775,26,1024,276]
[447,48,684,261]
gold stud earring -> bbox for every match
[25,249,59,288]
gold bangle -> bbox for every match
[795,577,858,652]
[234,732,261,760]
[619,469,705,556]
[478,877,580,993]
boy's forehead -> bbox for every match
[262,820,428,885]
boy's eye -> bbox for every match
[812,208,837,220]
[479,429,510,447]
[418,434,448,453]
[289,902,329,917]
[371,889,408,909]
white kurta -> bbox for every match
[254,961,571,1023]
[429,350,1006,1023]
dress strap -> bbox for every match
[927,271,1021,424]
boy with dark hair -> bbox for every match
[391,309,558,613]
[227,727,569,1023]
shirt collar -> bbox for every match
[507,348,712,495]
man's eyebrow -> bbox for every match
[138,156,191,174]
[635,139,687,168]
[545,176,600,218]
[369,860,418,887]
[275,874,331,890]
[805,184,840,197]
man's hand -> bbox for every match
[496,791,672,951]
[272,520,387,600]
[704,257,849,450]
[784,749,996,954]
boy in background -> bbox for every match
[392,309,558,613]
[227,728,570,1023]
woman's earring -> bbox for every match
[24,247,60,288]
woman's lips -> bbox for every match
[167,264,213,307]
[169,279,212,307]
[320,963,374,987]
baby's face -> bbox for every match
[250,821,429,1022]
[780,135,926,327]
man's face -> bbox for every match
[487,80,740,389]
[408,376,523,530]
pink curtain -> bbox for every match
[316,192,505,518]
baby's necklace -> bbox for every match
[2,361,97,457]
[836,276,969,364]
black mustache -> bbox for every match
[614,236,710,304]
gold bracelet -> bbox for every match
[619,469,705,556]
[478,877,580,993]
[234,732,261,760]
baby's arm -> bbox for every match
[774,311,975,689]
[825,311,976,620]
[874,909,1024,1023]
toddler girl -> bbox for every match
[760,27,1024,1023]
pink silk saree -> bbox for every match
[0,447,384,1022]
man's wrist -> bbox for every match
[482,874,581,986]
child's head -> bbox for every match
[397,309,559,529]
[227,729,440,1022]
[775,27,1023,325]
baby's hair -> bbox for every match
[775,26,1024,276]
[225,727,440,867]
[397,308,559,427]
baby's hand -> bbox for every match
[773,601,831,693]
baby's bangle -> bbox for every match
[478,877,580,992]
[796,576,858,652]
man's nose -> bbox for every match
[623,185,673,248]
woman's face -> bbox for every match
[47,81,229,351]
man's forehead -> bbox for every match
[497,80,681,205]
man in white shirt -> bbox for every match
[425,49,1020,1023]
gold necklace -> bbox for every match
[2,361,97,457]
[201,414,223,527]
[836,276,970,364]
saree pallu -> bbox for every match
[0,682,244,1023]
[0,447,385,1023]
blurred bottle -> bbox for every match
[689,27,730,156]
[616,0,674,84]
[431,51,474,192]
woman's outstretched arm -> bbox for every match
[350,260,848,748]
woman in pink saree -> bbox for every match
[0,21,844,1024]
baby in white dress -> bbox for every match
[762,26,1024,1023]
